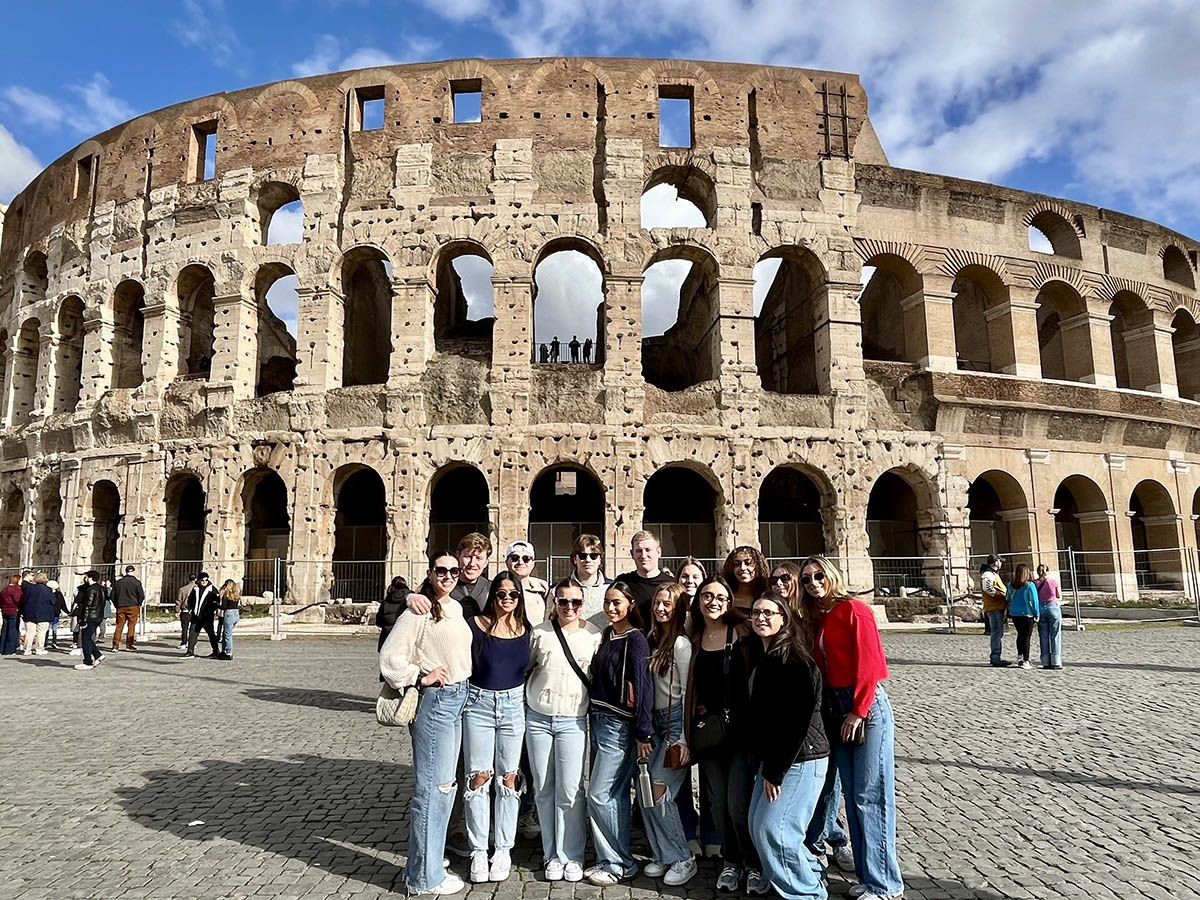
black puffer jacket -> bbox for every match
[72,583,107,626]
[745,644,829,786]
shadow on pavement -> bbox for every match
[243,686,376,713]
[897,755,1200,796]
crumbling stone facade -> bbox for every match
[3,57,1200,603]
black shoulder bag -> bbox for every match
[552,618,592,693]
[690,623,734,755]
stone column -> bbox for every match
[1059,307,1115,387]
[601,271,644,426]
[294,286,344,391]
[1123,315,1178,397]
[1173,336,1200,399]
[210,292,259,400]
[79,310,114,407]
[986,286,1042,378]
[716,271,760,428]
[33,327,57,419]
[140,302,182,390]
[489,271,532,426]
[899,276,957,372]
[814,280,866,393]
[389,277,434,381]
[0,335,16,428]
[496,438,527,554]
[728,438,756,556]
[58,458,86,572]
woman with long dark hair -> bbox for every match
[747,590,829,900]
[461,573,532,883]
[722,546,770,615]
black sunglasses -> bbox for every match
[555,598,584,609]
[800,572,826,585]
[576,552,601,561]
[433,566,461,578]
[508,555,533,564]
[494,590,521,601]
[769,573,793,584]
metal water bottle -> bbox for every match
[636,758,654,808]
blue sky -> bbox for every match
[3,1,1200,237]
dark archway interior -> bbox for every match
[164,476,207,600]
[755,250,822,394]
[643,467,716,560]
[967,478,1005,557]
[332,468,387,602]
[178,266,216,378]
[434,246,494,361]
[244,471,290,597]
[33,479,63,566]
[528,466,604,569]
[92,481,121,575]
[0,487,24,567]
[757,467,824,558]
[343,253,391,386]
[866,471,923,594]
[428,466,489,555]
[112,281,146,389]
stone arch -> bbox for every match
[240,467,291,596]
[53,296,85,414]
[1034,280,1089,382]
[757,463,833,559]
[340,245,392,386]
[0,482,25,566]
[90,479,121,576]
[866,465,943,594]
[248,80,320,113]
[163,471,207,599]
[755,244,826,394]
[337,68,417,108]
[1108,289,1156,390]
[642,244,721,390]
[532,236,606,365]
[330,464,388,602]
[112,279,146,389]
[524,58,616,98]
[951,264,1010,373]
[175,264,217,378]
[642,165,717,228]
[254,180,304,246]
[11,317,42,420]
[433,240,495,360]
[859,253,923,363]
[32,475,63,566]
[966,470,1032,562]
[252,262,299,396]
[428,463,491,555]
[633,59,720,98]
[528,463,605,578]
[20,250,49,307]
[1128,479,1183,590]
[1053,474,1115,592]
[172,95,239,132]
[643,462,724,564]
[1171,308,1200,400]
[1161,244,1195,289]
[1023,204,1083,259]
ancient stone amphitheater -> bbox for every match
[3,57,1199,606]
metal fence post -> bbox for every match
[270,556,285,641]
[943,554,956,634]
[1068,548,1083,632]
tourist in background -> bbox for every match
[505,540,548,623]
[47,580,68,651]
[805,555,903,900]
[746,591,829,900]
[641,583,697,886]
[616,531,675,626]
[722,546,769,616]
[184,572,219,658]
[685,576,765,895]
[2,574,23,655]
[20,572,56,656]
[980,555,1010,667]
[376,574,411,650]
[72,570,106,671]
[98,577,114,643]
[1034,564,1063,669]
[524,579,602,883]
[177,574,196,651]
[381,550,473,896]
[1006,563,1040,670]
[462,573,532,883]
[569,533,610,626]
[110,565,145,652]
[217,579,241,660]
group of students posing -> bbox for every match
[378,532,903,900]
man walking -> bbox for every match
[184,572,219,658]
[177,574,196,650]
[72,570,106,671]
[110,565,145,652]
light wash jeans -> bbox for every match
[406,680,468,893]
[985,609,1008,664]
[462,685,525,852]
[833,686,903,897]
[643,704,691,866]
[751,758,828,900]
[525,708,588,866]
[805,761,848,854]
[221,609,239,657]
[1038,602,1063,667]
[587,711,639,875]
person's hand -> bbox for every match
[408,593,431,615]
[841,713,864,743]
[528,576,549,595]
[673,742,691,767]
[764,780,781,803]
[637,741,653,760]
[420,666,449,687]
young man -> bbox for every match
[452,533,492,616]
[110,565,145,652]
[177,574,197,650]
[505,540,549,623]
[569,533,610,627]
[183,573,219,658]
[981,555,1011,667]
[72,570,107,671]
[615,530,675,625]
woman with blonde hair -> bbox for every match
[216,579,241,661]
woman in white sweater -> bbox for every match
[524,578,602,883]
[380,551,473,896]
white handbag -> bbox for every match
[376,683,419,727]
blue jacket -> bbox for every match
[20,583,57,623]
[1006,582,1040,618]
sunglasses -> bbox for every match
[800,572,826,585]
[699,591,729,604]
[433,566,461,578]
[494,590,520,601]
[555,598,584,609]
[508,555,533,564]
[576,552,601,561]
[751,608,782,620]
[769,573,793,584]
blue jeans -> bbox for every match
[751,758,828,900]
[1,614,19,654]
[643,705,691,866]
[406,680,468,892]
[221,609,239,656]
[525,708,587,865]
[1038,603,1062,667]
[833,686,902,896]
[986,609,1007,663]
[462,685,525,852]
[587,711,639,874]
[805,761,847,853]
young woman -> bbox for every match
[722,546,770,615]
[675,557,717,857]
[804,555,902,900]
[747,591,829,900]
[524,579,602,883]
[1006,563,1041,670]
[585,582,654,885]
[380,551,473,896]
[462,573,532,883]
[217,579,240,661]
[1034,564,1063,669]
[768,562,803,612]
[641,583,697,886]
[0,574,20,655]
[677,557,706,605]
[685,576,767,895]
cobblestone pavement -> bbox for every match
[2,625,1198,900]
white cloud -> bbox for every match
[293,33,441,77]
[3,74,134,137]
[452,255,495,321]
[266,201,304,245]
[533,250,603,349]
[642,259,692,337]
[172,0,246,73]
[640,183,707,229]
[0,125,42,204]
[265,275,300,337]
[2,86,63,129]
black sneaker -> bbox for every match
[183,652,195,658]
[990,660,1013,667]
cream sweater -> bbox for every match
[379,600,472,689]
[525,620,602,717]
[652,634,693,711]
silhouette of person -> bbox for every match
[539,344,549,363]
[569,335,581,363]
[550,336,560,363]
[582,337,593,363]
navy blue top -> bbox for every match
[589,626,655,743]
[468,616,532,691]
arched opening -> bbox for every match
[754,246,825,394]
[91,480,121,579]
[1171,309,1200,400]
[1129,480,1183,591]
[254,264,299,396]
[1026,211,1081,259]
[858,254,922,364]
[242,469,290,597]
[332,466,388,603]
[757,466,826,560]
[967,471,1032,563]
[866,470,922,594]
[11,318,41,420]
[529,465,604,580]
[163,474,207,600]
[177,265,216,378]
[1035,281,1088,383]
[0,485,24,566]
[952,266,1009,373]
[434,242,495,361]
[641,166,715,228]
[1163,245,1195,289]
[532,241,604,365]
[257,181,304,245]
[54,297,85,414]
[1053,475,1115,592]
[642,247,719,390]
[112,280,146,389]
[341,247,392,386]
[643,466,717,564]
[32,476,62,566]
[21,251,48,305]
[1108,291,1155,390]
[428,464,489,555]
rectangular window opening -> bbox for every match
[189,120,218,183]
[658,86,693,148]
[74,155,94,200]
[451,79,483,123]
[353,85,385,131]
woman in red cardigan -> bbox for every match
[802,556,903,900]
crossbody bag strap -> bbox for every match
[720,622,734,722]
[553,618,592,693]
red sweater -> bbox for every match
[816,598,889,718]
[1,584,21,616]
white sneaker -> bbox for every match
[832,843,855,872]
[469,850,489,883]
[643,861,668,878]
[110,646,120,653]
[858,893,903,900]
[427,872,465,895]
[544,860,564,881]
[849,885,870,897]
[73,663,94,671]
[488,848,511,882]
[585,867,621,886]
[664,858,698,886]
[563,862,584,882]
[178,642,187,650]
[34,649,48,655]
[1019,660,1033,670]
[68,647,83,656]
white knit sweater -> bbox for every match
[379,600,472,689]
[524,620,602,717]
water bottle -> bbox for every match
[636,758,654,809]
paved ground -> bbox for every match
[2,625,1198,900]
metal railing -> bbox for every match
[533,341,600,365]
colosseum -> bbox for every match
[3,56,1200,608]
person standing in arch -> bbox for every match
[569,335,581,363]
[582,337,593,364]
[550,336,560,363]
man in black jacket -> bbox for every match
[72,571,107,670]
[184,572,219,658]
[110,565,145,652]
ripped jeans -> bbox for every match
[643,704,691,866]
[462,685,526,852]
[406,680,468,893]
